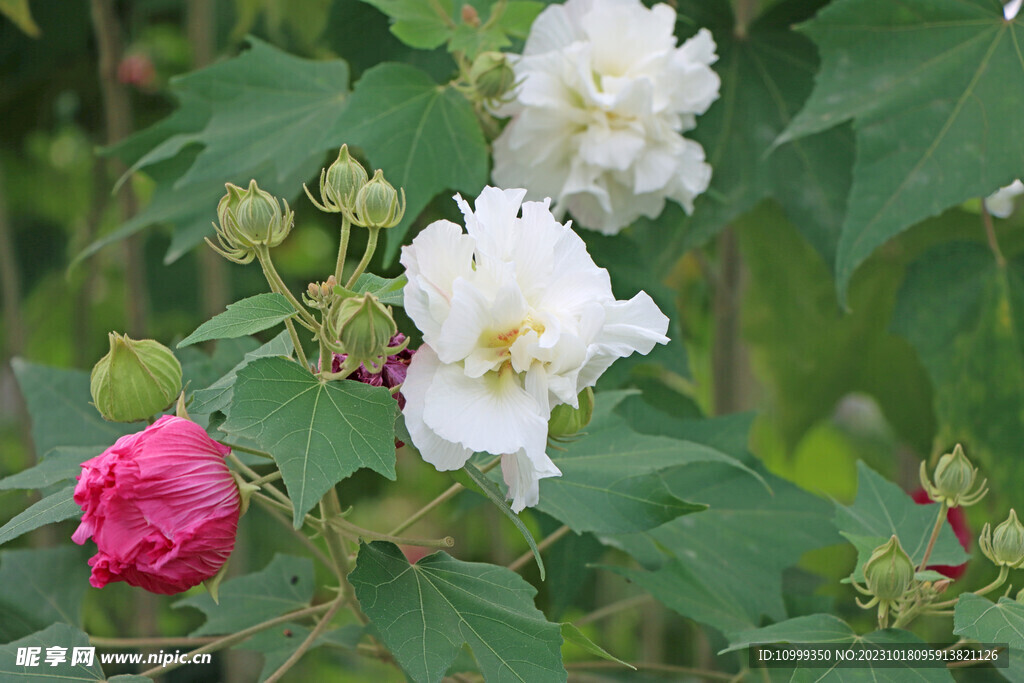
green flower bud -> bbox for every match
[919,443,987,508]
[233,179,292,247]
[329,294,397,372]
[305,144,368,214]
[90,332,182,422]
[863,535,915,601]
[354,170,405,229]
[207,180,293,263]
[981,509,1024,568]
[548,387,594,439]
[470,51,516,101]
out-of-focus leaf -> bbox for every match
[334,63,488,263]
[175,555,314,636]
[642,0,852,269]
[739,204,935,453]
[781,0,1024,301]
[350,541,565,683]
[11,359,133,456]
[0,0,39,37]
[891,242,1024,493]
[0,446,101,491]
[220,357,396,526]
[606,460,839,636]
[84,38,349,263]
[0,546,89,643]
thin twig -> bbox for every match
[253,496,334,569]
[982,203,1006,267]
[91,636,218,648]
[388,457,501,537]
[574,594,654,627]
[264,597,344,683]
[137,602,332,678]
[329,516,455,549]
[507,524,571,572]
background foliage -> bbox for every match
[1,0,1022,680]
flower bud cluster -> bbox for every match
[305,145,405,229]
[303,275,338,311]
[919,443,988,508]
[207,180,293,263]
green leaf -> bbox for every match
[605,461,840,636]
[84,37,349,262]
[352,272,407,307]
[559,623,634,670]
[220,357,397,526]
[0,0,40,37]
[362,0,454,49]
[891,242,1024,495]
[646,0,852,268]
[11,359,133,456]
[188,331,292,415]
[724,615,955,682]
[0,446,102,491]
[834,461,968,580]
[781,0,1024,300]
[175,554,314,636]
[350,541,565,683]
[531,391,760,535]
[0,624,105,681]
[954,594,1024,657]
[178,293,295,348]
[0,546,89,643]
[0,486,79,546]
[335,62,488,263]
[463,461,545,580]
[738,204,936,453]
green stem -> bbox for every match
[321,489,369,625]
[91,636,218,648]
[256,245,319,329]
[264,596,344,683]
[932,565,1010,610]
[328,516,455,549]
[229,453,293,509]
[250,470,283,487]
[982,203,1006,268]
[918,502,949,572]
[334,215,351,284]
[220,442,274,459]
[137,602,332,678]
[345,227,380,289]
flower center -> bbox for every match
[482,316,546,359]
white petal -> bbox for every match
[423,362,548,457]
[985,179,1024,219]
[402,347,474,471]
[501,450,562,512]
[401,220,476,345]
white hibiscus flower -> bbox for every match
[401,187,670,511]
[492,0,720,235]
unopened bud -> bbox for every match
[981,509,1024,568]
[470,52,516,101]
[461,4,480,26]
[354,170,405,229]
[303,275,339,310]
[306,145,368,214]
[863,535,915,601]
[329,294,398,372]
[919,444,987,508]
[233,179,292,247]
[548,387,594,439]
[91,333,182,422]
